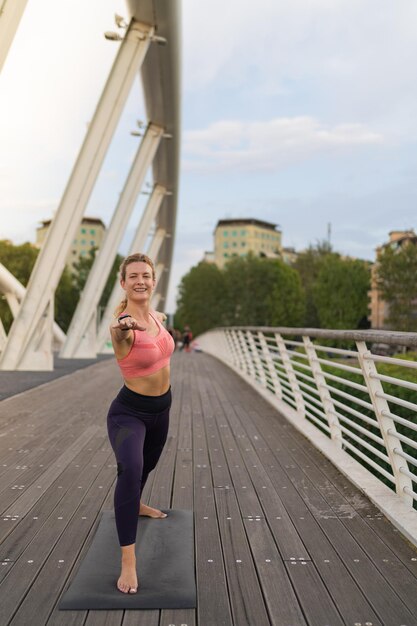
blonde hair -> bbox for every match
[114,253,156,317]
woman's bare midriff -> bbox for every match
[123,364,171,396]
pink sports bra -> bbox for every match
[117,312,175,379]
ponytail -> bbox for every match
[114,297,128,318]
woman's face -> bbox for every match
[121,261,156,303]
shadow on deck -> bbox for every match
[1,352,417,626]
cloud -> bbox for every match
[183,0,417,137]
[183,117,383,172]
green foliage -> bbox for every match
[376,243,417,331]
[55,267,78,332]
[294,240,337,327]
[175,262,226,335]
[175,254,305,336]
[317,353,417,497]
[222,254,305,327]
[0,239,123,334]
[313,256,371,330]
[0,240,39,332]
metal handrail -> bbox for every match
[198,326,417,509]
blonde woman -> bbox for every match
[107,253,175,594]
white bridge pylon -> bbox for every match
[0,0,181,370]
[96,184,167,354]
[0,263,66,352]
[0,0,29,73]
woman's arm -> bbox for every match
[110,315,146,347]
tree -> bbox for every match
[175,262,226,336]
[0,239,123,334]
[313,256,370,329]
[175,254,305,336]
[376,242,417,331]
[0,240,39,332]
[222,254,305,327]
[72,248,124,309]
[294,241,337,327]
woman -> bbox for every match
[107,252,175,594]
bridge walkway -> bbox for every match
[0,352,417,625]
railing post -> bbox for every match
[275,333,305,415]
[356,341,413,505]
[258,331,282,399]
[303,336,342,447]
[239,330,257,379]
[228,329,245,370]
[246,330,267,387]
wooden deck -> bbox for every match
[1,352,417,626]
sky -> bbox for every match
[1,0,417,312]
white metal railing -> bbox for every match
[198,327,417,510]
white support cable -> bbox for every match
[0,19,155,370]
[337,423,390,464]
[384,412,417,433]
[389,429,417,451]
[356,341,413,505]
[275,334,305,415]
[61,124,164,359]
[342,439,395,483]
[321,371,369,394]
[334,411,385,447]
[393,448,417,469]
[323,382,374,412]
[375,390,417,413]
[369,354,417,369]
[314,357,363,376]
[371,372,417,391]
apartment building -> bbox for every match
[213,218,282,269]
[36,217,106,272]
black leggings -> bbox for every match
[107,385,171,546]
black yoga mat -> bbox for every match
[60,509,196,610]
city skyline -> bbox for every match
[1,0,417,311]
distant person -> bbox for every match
[181,325,193,353]
[107,253,175,594]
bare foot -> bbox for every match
[117,556,138,594]
[139,502,167,518]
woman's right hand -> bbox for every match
[111,316,147,333]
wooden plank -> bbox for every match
[208,358,384,625]
[285,560,345,626]
[9,459,116,625]
[273,426,417,616]
[0,447,114,626]
[243,518,307,626]
[161,357,196,626]
[0,442,109,559]
[3,426,100,519]
[216,362,410,625]
[210,373,309,561]
[214,486,271,626]
[192,359,233,626]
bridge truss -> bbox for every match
[0,0,180,369]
